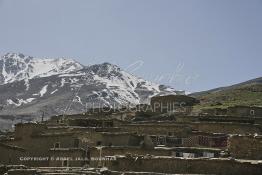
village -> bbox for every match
[0,94,262,175]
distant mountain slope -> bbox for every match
[0,53,177,122]
[190,77,262,108]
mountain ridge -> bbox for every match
[190,77,262,97]
[0,53,177,125]
[190,77,262,109]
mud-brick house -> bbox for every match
[2,122,89,167]
[14,122,47,140]
[13,123,87,150]
[227,105,262,117]
[150,95,199,114]
[197,133,228,148]
[85,132,144,147]
[121,123,192,137]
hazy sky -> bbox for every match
[0,0,261,92]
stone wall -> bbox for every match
[89,146,221,160]
[227,106,262,117]
[121,124,191,137]
[106,156,262,175]
[190,122,261,134]
[0,143,26,165]
[48,148,87,167]
[228,135,262,160]
[89,147,171,159]
[101,133,142,147]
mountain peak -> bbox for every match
[1,52,33,62]
[0,53,178,120]
[0,53,84,84]
[98,62,120,69]
[88,62,121,76]
[3,52,24,58]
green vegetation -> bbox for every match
[192,83,262,110]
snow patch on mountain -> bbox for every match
[6,98,35,106]
[39,85,48,97]
[60,78,66,87]
[50,89,58,94]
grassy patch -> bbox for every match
[193,83,262,110]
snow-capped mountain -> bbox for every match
[0,53,177,130]
[0,53,83,84]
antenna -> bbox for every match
[41,111,45,122]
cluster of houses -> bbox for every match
[0,95,262,174]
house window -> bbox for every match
[74,139,80,148]
[62,160,69,167]
[54,142,60,148]
[96,141,102,146]
[168,132,172,136]
[250,110,255,116]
